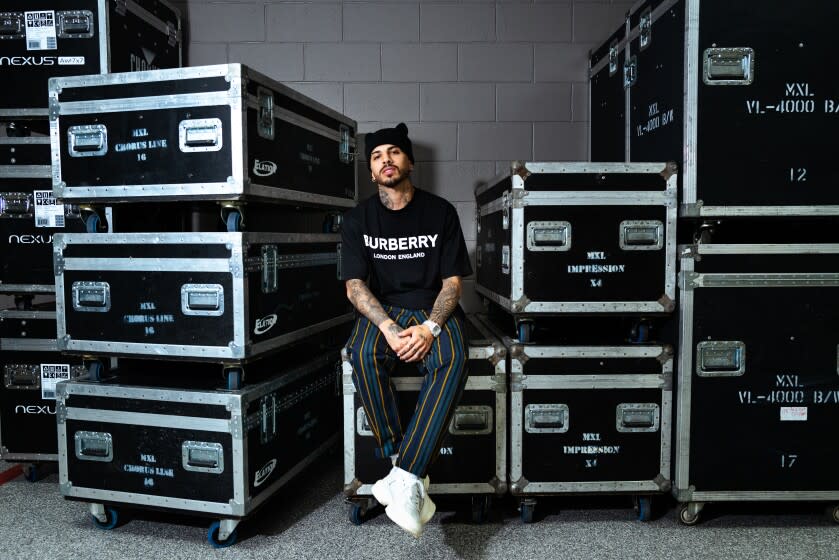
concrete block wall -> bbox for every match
[173,0,632,312]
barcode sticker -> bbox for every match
[24,11,57,51]
[41,364,71,400]
[33,190,65,228]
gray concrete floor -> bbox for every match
[1,455,838,559]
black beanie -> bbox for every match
[364,123,414,169]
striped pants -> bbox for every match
[346,306,469,478]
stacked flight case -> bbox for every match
[474,162,678,521]
[48,63,359,547]
[589,0,839,524]
[0,0,182,477]
[342,314,508,524]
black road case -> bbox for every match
[475,162,677,328]
[505,334,673,523]
[1,309,85,466]
[675,242,839,525]
[589,22,628,163]
[49,63,358,208]
[342,314,507,524]
[0,0,181,118]
[1,135,86,292]
[589,0,839,217]
[56,351,341,547]
[53,231,353,362]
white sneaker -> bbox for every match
[371,467,430,508]
[383,470,436,538]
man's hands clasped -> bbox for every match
[379,319,434,363]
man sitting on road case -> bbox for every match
[340,123,472,538]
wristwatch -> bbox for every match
[422,320,441,338]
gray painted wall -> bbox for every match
[175,0,631,311]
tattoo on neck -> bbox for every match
[378,190,395,209]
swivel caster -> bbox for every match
[207,520,238,548]
[224,368,243,390]
[349,503,367,526]
[630,321,651,344]
[471,495,490,524]
[220,203,246,232]
[80,206,107,233]
[633,495,652,522]
[679,503,702,526]
[86,360,105,382]
[519,499,536,524]
[517,321,534,344]
[90,504,120,530]
[831,505,839,524]
[22,463,41,483]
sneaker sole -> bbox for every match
[371,476,431,508]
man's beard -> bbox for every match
[377,167,410,188]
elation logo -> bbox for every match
[8,234,53,244]
[16,405,56,415]
[254,458,277,487]
[253,159,278,177]
[254,314,278,335]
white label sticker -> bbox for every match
[41,364,71,400]
[33,190,65,228]
[780,406,808,421]
[58,56,86,66]
[24,11,57,51]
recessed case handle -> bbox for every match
[181,284,224,316]
[449,406,493,435]
[696,341,746,377]
[525,403,569,433]
[68,125,108,158]
[527,221,572,252]
[620,220,663,250]
[72,281,111,312]
[616,403,660,432]
[57,10,94,38]
[75,431,113,462]
[182,441,224,473]
[179,118,223,152]
[703,48,755,85]
[0,12,24,38]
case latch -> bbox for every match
[527,221,571,252]
[261,245,278,293]
[623,55,637,89]
[182,441,224,473]
[703,48,754,86]
[501,245,511,275]
[339,124,353,164]
[68,125,108,158]
[179,118,223,152]
[257,87,275,140]
[57,10,94,38]
[72,281,111,312]
[181,284,224,316]
[696,341,746,377]
[525,404,569,433]
[0,192,32,215]
[74,431,113,462]
[639,7,652,50]
[0,12,25,38]
[259,394,278,444]
[608,39,619,76]
[620,220,663,250]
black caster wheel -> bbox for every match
[517,321,534,344]
[207,521,238,548]
[349,503,367,526]
[831,505,839,524]
[634,496,652,522]
[519,501,535,524]
[471,495,490,524]
[224,368,243,390]
[91,507,119,530]
[630,323,650,344]
[679,504,700,526]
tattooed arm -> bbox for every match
[345,279,406,353]
[428,276,462,327]
[396,276,463,363]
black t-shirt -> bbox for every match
[341,188,473,310]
